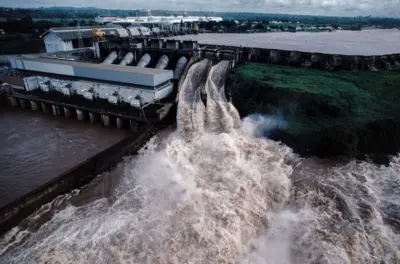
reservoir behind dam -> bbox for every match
[172,29,400,55]
[0,107,130,208]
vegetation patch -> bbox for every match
[229,63,400,162]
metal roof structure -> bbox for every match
[49,25,121,31]
[8,56,173,88]
[41,25,126,41]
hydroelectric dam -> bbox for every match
[1,28,400,263]
[1,32,399,234]
[0,34,244,233]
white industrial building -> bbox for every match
[112,16,223,25]
[95,16,120,24]
[8,56,175,107]
[40,25,128,53]
[95,13,223,25]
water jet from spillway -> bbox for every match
[176,59,209,139]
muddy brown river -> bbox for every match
[0,107,129,208]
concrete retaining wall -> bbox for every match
[242,47,400,71]
[184,41,400,71]
[0,122,170,235]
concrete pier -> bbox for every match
[89,112,98,124]
[30,101,38,111]
[101,114,110,127]
[8,97,18,107]
[76,110,85,121]
[5,91,163,132]
[270,50,281,63]
[19,99,26,109]
[64,107,72,118]
[41,103,48,113]
[116,117,124,129]
[129,120,139,132]
[51,105,60,116]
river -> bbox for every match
[171,29,400,56]
[0,60,398,263]
[0,107,130,208]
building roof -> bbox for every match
[49,25,122,31]
[41,25,125,40]
[8,56,173,88]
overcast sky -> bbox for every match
[3,0,400,17]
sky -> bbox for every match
[2,0,400,17]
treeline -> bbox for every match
[0,7,104,19]
[0,15,97,35]
[196,20,364,33]
[0,15,57,34]
[1,7,400,33]
[0,7,146,19]
[218,12,400,28]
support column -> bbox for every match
[101,114,110,127]
[116,117,124,129]
[30,101,38,111]
[64,107,72,118]
[41,103,48,113]
[89,112,98,124]
[8,97,18,107]
[76,110,85,121]
[129,120,139,132]
[19,99,26,108]
[52,105,58,116]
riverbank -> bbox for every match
[229,63,400,163]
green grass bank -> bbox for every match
[229,63,400,162]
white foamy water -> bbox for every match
[177,59,209,138]
[1,60,399,263]
[171,29,400,56]
[205,60,241,133]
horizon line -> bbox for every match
[0,6,399,19]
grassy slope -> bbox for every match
[230,63,400,157]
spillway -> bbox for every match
[136,53,151,68]
[155,55,169,70]
[101,51,118,65]
[118,52,134,66]
[173,56,188,80]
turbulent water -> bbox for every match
[1,60,399,263]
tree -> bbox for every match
[21,15,34,30]
[247,21,252,29]
[253,23,265,30]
